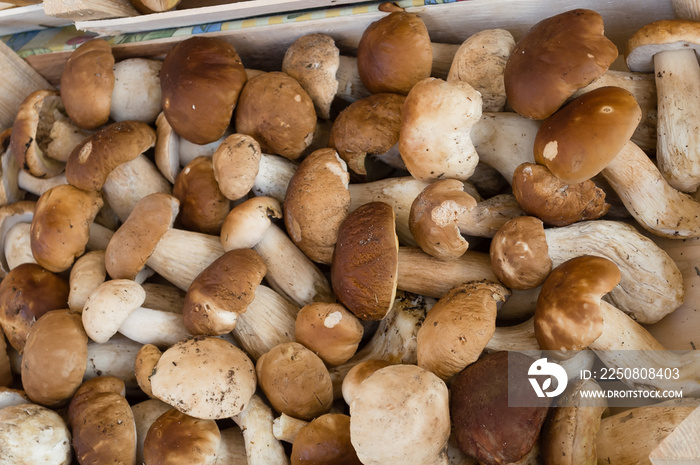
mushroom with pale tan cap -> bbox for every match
[295,302,364,366]
[30,184,103,273]
[149,336,257,419]
[626,19,700,192]
[0,403,72,465]
[490,216,684,324]
[221,196,333,307]
[256,341,333,421]
[67,249,106,313]
[161,36,247,145]
[60,38,115,129]
[535,255,700,395]
[110,58,162,124]
[134,343,162,398]
[235,71,317,160]
[291,413,362,465]
[143,408,221,465]
[504,9,618,120]
[0,262,69,352]
[68,376,137,465]
[350,364,450,465]
[399,77,482,181]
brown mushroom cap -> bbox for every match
[512,162,610,226]
[30,184,104,273]
[9,89,66,178]
[489,216,553,290]
[328,93,404,176]
[65,120,156,192]
[60,38,115,129]
[161,36,247,145]
[183,249,267,336]
[331,202,398,321]
[21,309,88,407]
[150,336,257,419]
[235,71,317,160]
[0,403,72,465]
[450,351,549,465]
[220,196,281,251]
[256,341,333,421]
[534,255,621,351]
[68,376,137,465]
[357,12,432,95]
[134,343,162,398]
[0,263,69,352]
[626,19,700,72]
[284,148,350,264]
[417,280,509,380]
[504,9,618,119]
[144,408,220,465]
[173,155,230,235]
[291,413,362,465]
[294,302,364,366]
[105,193,179,280]
[282,33,340,120]
[533,86,642,184]
[211,133,262,201]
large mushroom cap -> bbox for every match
[0,263,69,352]
[533,86,642,185]
[0,403,72,465]
[143,408,220,465]
[235,71,317,160]
[535,255,621,351]
[504,9,618,119]
[60,38,115,129]
[357,12,433,95]
[149,336,257,419]
[161,36,247,145]
[331,201,398,321]
[626,19,700,72]
[211,133,262,201]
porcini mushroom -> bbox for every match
[295,302,364,366]
[0,403,72,465]
[291,413,362,465]
[143,408,220,465]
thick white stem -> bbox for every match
[17,170,66,196]
[254,223,334,307]
[485,318,539,352]
[118,306,190,348]
[456,194,524,237]
[4,222,35,270]
[232,394,290,465]
[84,334,142,392]
[252,153,297,203]
[87,222,114,251]
[653,48,700,192]
[272,413,308,443]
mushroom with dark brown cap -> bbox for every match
[105,193,224,291]
[512,162,609,227]
[173,155,230,235]
[350,364,450,465]
[60,38,115,130]
[504,9,618,120]
[235,71,317,160]
[110,58,162,124]
[329,93,404,176]
[490,216,684,324]
[183,248,266,336]
[450,351,550,465]
[21,309,88,407]
[284,148,351,264]
[161,36,247,145]
[0,403,72,465]
[68,376,137,465]
[256,341,333,421]
[626,19,700,192]
[295,302,364,366]
[221,196,333,307]
[291,413,362,465]
[331,201,398,321]
[149,336,257,419]
[143,408,220,465]
[399,77,482,181]
[416,280,509,380]
[0,262,69,352]
[534,255,700,395]
[30,184,103,273]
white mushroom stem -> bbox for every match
[252,153,298,203]
[4,222,36,270]
[484,318,540,352]
[592,301,700,396]
[558,349,598,381]
[147,228,224,291]
[132,399,172,465]
[329,292,434,398]
[544,220,684,324]
[87,222,114,250]
[216,427,249,465]
[456,193,524,237]
[250,223,334,307]
[652,48,700,192]
[117,306,190,348]
[232,284,299,360]
[272,413,309,443]
[17,170,67,196]
[83,334,142,393]
[232,394,290,465]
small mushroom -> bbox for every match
[0,403,72,465]
[291,413,362,465]
[295,302,364,366]
[67,249,106,313]
[143,408,221,465]
[134,344,162,398]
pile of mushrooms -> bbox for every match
[1,4,699,465]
